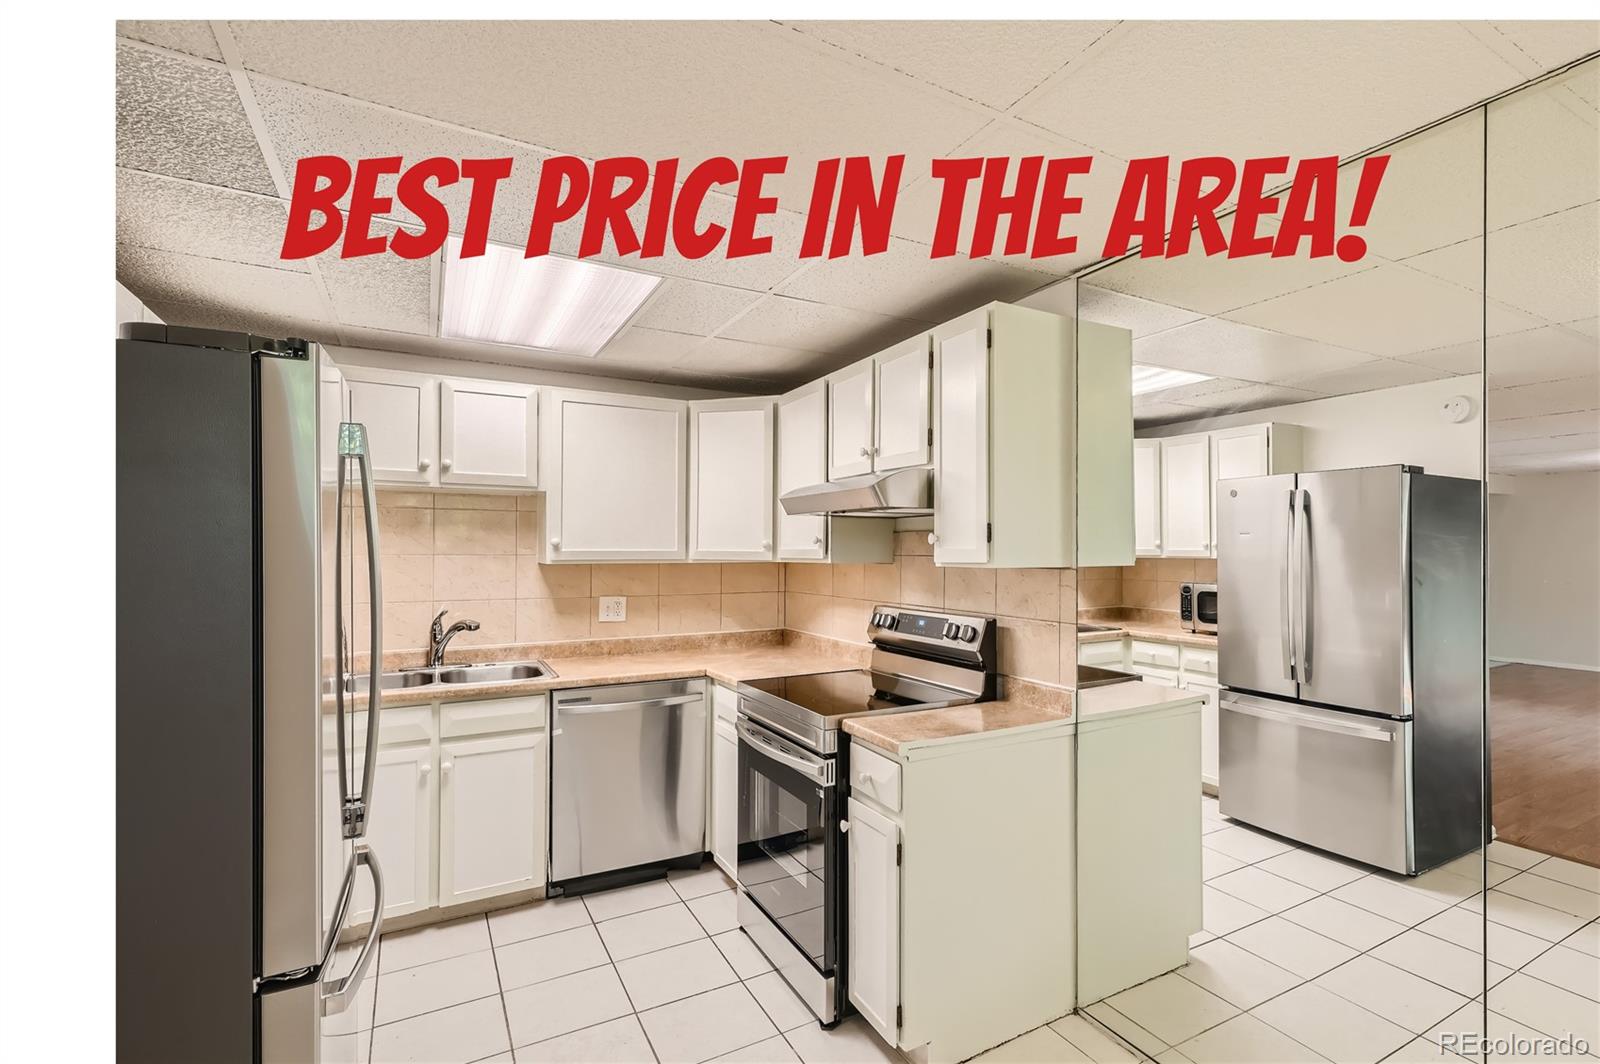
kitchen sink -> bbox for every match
[434,662,553,685]
[323,670,437,695]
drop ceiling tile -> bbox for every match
[116,168,300,271]
[1132,400,1203,426]
[228,21,992,206]
[775,237,1049,322]
[1280,358,1453,397]
[1486,62,1600,230]
[1353,110,1485,260]
[1015,22,1522,165]
[1133,317,1376,384]
[632,281,762,336]
[144,300,338,346]
[1490,449,1600,474]
[1222,263,1545,357]
[318,222,434,335]
[1135,377,1254,406]
[1487,410,1600,443]
[117,43,278,196]
[1488,431,1600,458]
[118,244,328,321]
[1484,23,1600,72]
[117,20,224,61]
[1487,374,1600,420]
[720,296,927,357]
[1080,286,1204,338]
[1485,203,1600,325]
[672,337,816,384]
[1486,326,1600,388]
[596,327,704,369]
[1569,317,1599,340]
[1170,382,1325,417]
[784,21,1115,110]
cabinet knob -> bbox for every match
[419,762,431,777]
[927,532,939,545]
[812,536,824,546]
[550,539,560,551]
[441,761,453,776]
[761,540,772,551]
[839,819,850,833]
[872,446,880,456]
[859,446,870,458]
[418,458,431,471]
[441,458,453,472]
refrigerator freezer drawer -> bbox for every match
[1219,692,1412,873]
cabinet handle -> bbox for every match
[419,458,431,471]
[872,446,880,456]
[859,446,870,458]
[812,536,824,546]
[441,761,453,776]
[761,540,772,551]
[419,763,431,777]
[927,532,939,545]
[839,819,850,833]
[441,458,453,472]
[550,539,560,551]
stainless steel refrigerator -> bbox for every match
[1216,464,1482,875]
[117,324,386,1062]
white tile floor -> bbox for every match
[337,801,1600,1064]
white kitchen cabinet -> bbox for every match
[711,716,738,876]
[438,730,546,905]
[1133,439,1163,557]
[1188,678,1221,791]
[1160,433,1212,558]
[828,359,876,479]
[1078,638,1127,668]
[874,335,933,471]
[542,389,687,561]
[439,379,537,489]
[354,742,436,922]
[319,361,347,486]
[690,397,774,561]
[344,366,439,486]
[776,380,829,560]
[1076,321,1135,568]
[1208,423,1302,557]
[932,303,1074,568]
[847,796,901,1045]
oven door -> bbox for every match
[1194,585,1219,633]
[735,716,839,978]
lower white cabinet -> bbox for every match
[1073,634,1223,790]
[846,796,901,1044]
[1188,679,1221,790]
[711,717,738,876]
[439,730,547,905]
[342,742,436,924]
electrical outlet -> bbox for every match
[598,596,627,622]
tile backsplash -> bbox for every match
[1077,557,1218,619]
[784,532,1078,688]
[339,491,780,655]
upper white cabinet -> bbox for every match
[776,381,829,561]
[344,366,439,486]
[828,360,876,479]
[1209,423,1302,553]
[932,303,1074,568]
[319,361,347,486]
[1076,321,1135,568]
[689,397,775,561]
[1133,439,1163,557]
[543,389,687,561]
[1160,433,1213,558]
[874,335,933,471]
[439,379,538,489]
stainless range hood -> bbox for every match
[779,467,932,517]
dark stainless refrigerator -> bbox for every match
[1216,464,1482,874]
[117,324,386,1062]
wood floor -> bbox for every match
[1491,663,1600,868]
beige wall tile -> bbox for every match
[895,530,932,556]
[433,509,516,554]
[998,617,1060,684]
[721,562,779,594]
[900,554,943,608]
[785,562,832,596]
[359,601,435,655]
[516,512,540,555]
[1194,558,1218,582]
[659,594,722,634]
[434,492,519,511]
[376,506,433,554]
[516,558,591,599]
[831,598,874,644]
[592,564,660,596]
[996,568,1060,621]
[660,564,721,595]
[517,494,541,511]
[355,553,433,604]
[593,596,658,637]
[376,490,434,509]
[722,592,780,631]
[1060,626,1079,681]
[434,555,517,600]
[516,597,594,642]
[944,568,997,613]
[1077,576,1122,610]
[784,592,830,637]
[431,599,517,648]
[862,558,901,602]
[1154,557,1197,581]
[831,564,865,599]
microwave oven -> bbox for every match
[1180,582,1217,634]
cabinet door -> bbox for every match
[440,379,538,489]
[1186,679,1221,789]
[1160,434,1212,557]
[827,360,876,479]
[1133,438,1162,557]
[776,382,828,560]
[439,731,546,906]
[874,335,932,471]
[847,797,900,1046]
[344,367,439,486]
[711,719,738,877]
[690,399,774,560]
[932,310,990,565]
[1209,425,1269,559]
[547,392,687,561]
[353,743,435,922]
[319,363,347,486]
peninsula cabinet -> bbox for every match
[541,389,687,562]
[689,397,774,561]
[931,302,1074,568]
[344,365,439,486]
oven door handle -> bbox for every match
[736,719,835,786]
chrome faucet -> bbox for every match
[429,610,480,668]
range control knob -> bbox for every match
[880,613,897,630]
[870,612,883,628]
[960,624,979,643]
[943,621,961,639]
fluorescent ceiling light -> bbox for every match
[1132,364,1212,396]
[440,235,661,356]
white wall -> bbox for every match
[1139,375,1484,480]
[1489,471,1600,670]
[116,281,162,331]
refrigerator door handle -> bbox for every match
[335,423,384,840]
[1298,488,1313,685]
[319,843,384,1016]
[1224,696,1395,742]
[1281,488,1297,682]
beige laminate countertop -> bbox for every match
[842,699,1072,756]
[1077,621,1218,650]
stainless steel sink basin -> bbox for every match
[323,670,437,695]
[435,661,553,685]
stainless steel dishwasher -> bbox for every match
[550,678,708,890]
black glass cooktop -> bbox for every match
[742,669,960,719]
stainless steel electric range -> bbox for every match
[731,605,997,1026]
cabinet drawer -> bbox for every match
[712,683,739,724]
[1182,647,1218,677]
[441,696,547,738]
[1078,638,1126,667]
[1130,664,1179,687]
[849,742,902,813]
[326,705,434,749]
[1129,640,1182,669]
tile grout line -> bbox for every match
[582,887,665,1064]
[480,912,518,1061]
